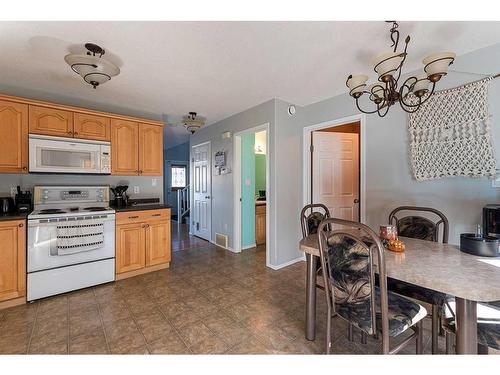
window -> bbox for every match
[171,165,187,189]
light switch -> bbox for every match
[245,178,251,186]
[133,186,140,194]
[151,178,157,187]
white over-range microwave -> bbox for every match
[29,134,111,174]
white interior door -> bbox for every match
[312,131,359,221]
[192,143,211,241]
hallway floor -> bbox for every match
[0,226,461,354]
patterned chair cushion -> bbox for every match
[443,299,500,350]
[336,288,428,337]
[386,278,447,306]
[326,234,427,337]
[397,216,437,241]
[306,212,326,235]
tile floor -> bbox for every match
[0,224,490,354]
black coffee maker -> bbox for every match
[111,185,129,207]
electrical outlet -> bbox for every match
[133,186,140,194]
[151,178,157,187]
[492,176,500,188]
[10,186,17,197]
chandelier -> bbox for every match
[183,112,205,134]
[65,43,120,89]
[346,22,456,117]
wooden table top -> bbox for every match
[299,233,500,302]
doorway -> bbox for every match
[191,141,211,241]
[233,123,270,266]
[303,114,366,223]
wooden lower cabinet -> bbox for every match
[146,220,171,267]
[115,209,171,279]
[255,204,266,245]
[116,222,146,273]
[0,220,26,305]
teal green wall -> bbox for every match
[241,133,256,247]
[255,154,266,196]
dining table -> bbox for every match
[299,232,500,354]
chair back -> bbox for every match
[300,203,331,238]
[388,206,449,243]
[317,218,389,341]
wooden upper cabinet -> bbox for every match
[111,119,139,175]
[116,223,145,274]
[0,220,26,302]
[0,100,28,173]
[29,105,73,137]
[73,113,111,141]
[139,123,163,176]
[145,220,171,267]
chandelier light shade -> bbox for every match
[183,112,205,134]
[346,21,456,117]
[64,43,120,89]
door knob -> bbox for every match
[354,199,360,204]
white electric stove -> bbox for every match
[27,186,116,301]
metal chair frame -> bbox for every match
[317,218,423,354]
[388,205,449,354]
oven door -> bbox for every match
[29,134,104,174]
[27,214,116,273]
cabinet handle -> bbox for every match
[74,131,79,136]
[128,215,139,219]
[22,166,27,171]
[67,131,73,135]
[139,170,143,174]
[151,214,161,217]
[19,223,24,227]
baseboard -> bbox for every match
[241,243,256,250]
[267,256,305,270]
[0,296,26,310]
[210,240,236,253]
[115,263,169,281]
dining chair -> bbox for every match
[388,206,449,354]
[317,218,427,354]
[443,298,500,354]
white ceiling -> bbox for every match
[1,21,500,148]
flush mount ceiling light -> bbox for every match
[183,112,205,134]
[346,21,456,117]
[64,43,120,89]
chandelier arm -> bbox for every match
[414,81,437,106]
[399,79,436,108]
[377,103,391,117]
[399,98,422,113]
[354,96,382,114]
[393,36,410,84]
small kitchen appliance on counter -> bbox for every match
[110,185,129,207]
[27,185,115,301]
[0,196,15,213]
[460,233,499,257]
[15,186,32,212]
[483,204,500,239]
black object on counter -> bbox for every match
[110,185,129,207]
[15,186,32,212]
[0,196,15,213]
[460,233,500,257]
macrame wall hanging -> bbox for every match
[407,77,497,181]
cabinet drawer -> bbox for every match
[116,209,170,224]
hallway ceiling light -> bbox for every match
[183,112,205,134]
[64,43,120,89]
[346,21,455,117]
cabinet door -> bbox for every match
[0,220,26,302]
[73,113,111,141]
[255,209,266,245]
[111,119,139,175]
[139,123,163,176]
[0,100,28,173]
[116,223,145,274]
[145,220,171,267]
[29,105,73,137]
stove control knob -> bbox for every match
[43,195,48,200]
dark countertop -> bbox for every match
[0,211,30,222]
[112,204,172,213]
